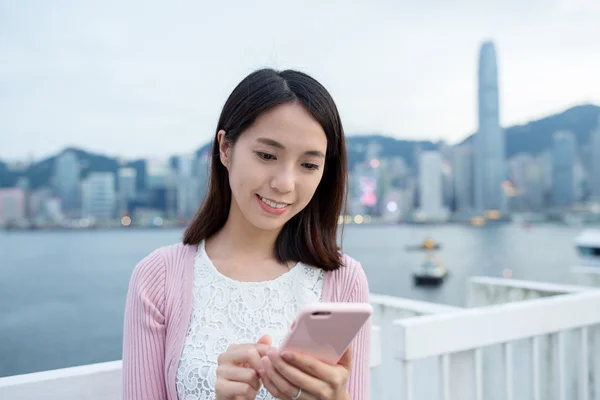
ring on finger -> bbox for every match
[291,387,302,399]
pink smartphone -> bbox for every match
[279,302,372,365]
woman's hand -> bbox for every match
[215,335,273,400]
[258,346,352,400]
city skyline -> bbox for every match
[1,1,600,160]
[2,108,600,226]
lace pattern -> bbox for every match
[175,241,325,400]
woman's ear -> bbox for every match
[217,130,231,168]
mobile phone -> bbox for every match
[279,302,372,365]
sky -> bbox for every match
[1,0,600,161]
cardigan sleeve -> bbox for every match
[122,249,168,400]
[345,261,371,400]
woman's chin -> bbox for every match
[245,211,292,232]
[249,218,287,232]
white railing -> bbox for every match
[394,289,600,400]
[3,283,599,400]
[371,294,463,317]
[571,265,600,288]
[0,294,447,400]
[0,360,122,400]
[0,326,382,400]
[468,276,589,307]
[370,294,464,399]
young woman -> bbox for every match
[122,68,371,400]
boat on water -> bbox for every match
[573,229,600,269]
[405,237,442,251]
[572,229,600,287]
[409,238,448,287]
[413,256,448,286]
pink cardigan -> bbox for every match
[122,242,371,400]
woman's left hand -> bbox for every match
[258,346,352,400]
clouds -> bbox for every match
[1,0,599,160]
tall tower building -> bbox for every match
[552,131,577,207]
[118,167,137,215]
[418,151,448,221]
[54,151,80,215]
[82,172,117,220]
[589,117,600,201]
[453,144,474,212]
[474,41,506,214]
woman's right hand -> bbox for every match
[215,335,272,400]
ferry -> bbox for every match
[573,229,600,269]
[408,238,448,286]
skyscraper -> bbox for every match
[54,151,80,215]
[552,131,577,207]
[418,151,448,221]
[508,154,544,211]
[475,41,506,214]
[452,144,474,212]
[81,172,117,220]
[118,167,137,215]
[589,117,600,201]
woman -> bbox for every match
[122,68,371,400]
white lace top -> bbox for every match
[175,241,325,400]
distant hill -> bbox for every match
[23,147,119,189]
[3,147,147,190]
[0,160,16,187]
[344,134,437,170]
[1,104,599,189]
[505,104,600,157]
[462,104,600,157]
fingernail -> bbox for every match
[281,351,292,361]
[258,368,264,377]
[267,349,278,361]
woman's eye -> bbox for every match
[256,152,276,161]
[303,163,320,170]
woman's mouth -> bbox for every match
[256,194,290,215]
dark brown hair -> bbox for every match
[183,68,347,271]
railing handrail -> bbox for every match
[0,326,382,392]
[469,276,590,293]
[0,361,122,388]
[370,293,463,315]
[394,289,600,361]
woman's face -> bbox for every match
[218,102,328,232]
